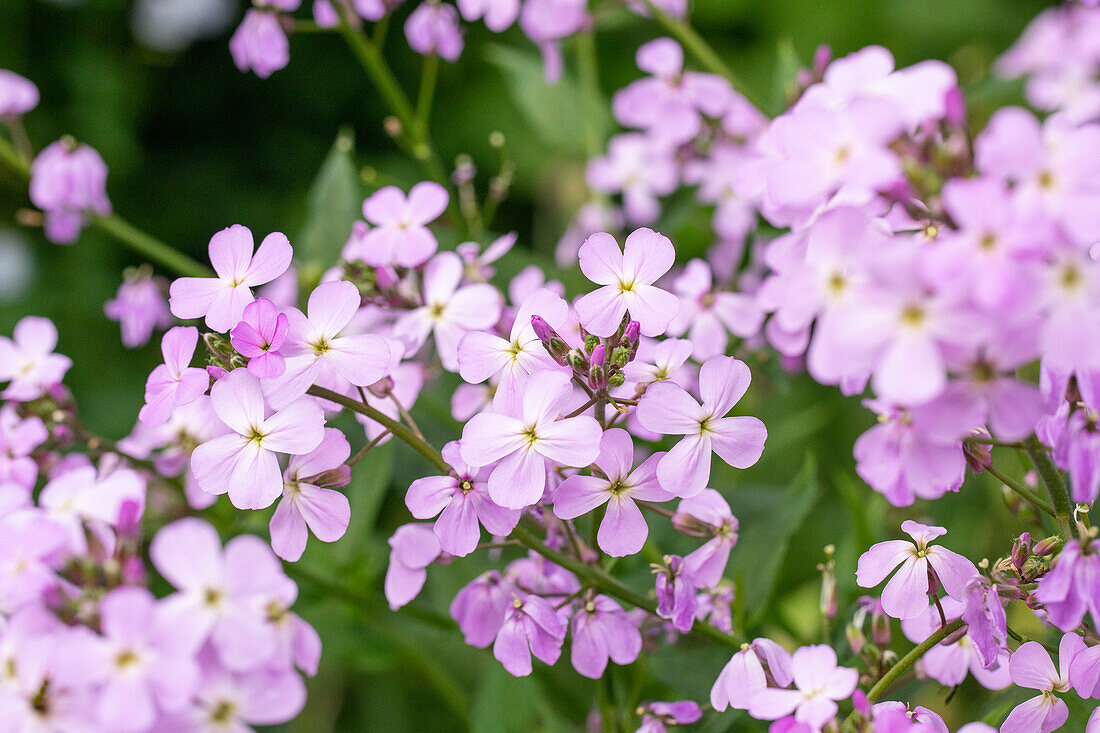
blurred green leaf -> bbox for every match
[296,127,361,282]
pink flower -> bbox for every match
[165,663,306,730]
[0,316,72,401]
[655,554,697,632]
[493,594,567,676]
[149,517,298,671]
[169,224,293,332]
[104,272,172,348]
[676,489,738,588]
[405,441,520,557]
[899,598,1010,690]
[457,287,569,414]
[270,428,352,562]
[668,259,763,360]
[405,2,464,61]
[0,69,39,116]
[855,520,978,620]
[138,326,209,426]
[360,182,448,267]
[460,369,602,509]
[456,0,519,32]
[1034,538,1100,632]
[384,523,442,610]
[586,133,678,225]
[636,356,766,497]
[552,428,672,557]
[450,571,511,647]
[39,464,146,556]
[28,139,111,244]
[263,280,392,408]
[190,368,326,510]
[395,252,503,372]
[569,594,642,678]
[0,405,47,500]
[229,9,290,79]
[230,297,289,379]
[1001,635,1083,733]
[711,638,793,712]
[90,587,200,732]
[575,228,678,338]
[747,645,858,730]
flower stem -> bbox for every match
[415,54,439,138]
[984,462,1055,517]
[867,618,963,701]
[0,131,31,177]
[1025,436,1075,538]
[642,1,767,112]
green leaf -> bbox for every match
[296,127,361,284]
[483,44,611,155]
[470,664,539,733]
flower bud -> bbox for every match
[1011,533,1031,571]
[963,437,991,473]
[566,349,587,372]
[1033,536,1062,557]
[588,344,607,390]
[608,372,625,388]
[583,334,600,355]
[368,375,394,398]
[610,346,630,369]
[621,320,641,360]
[531,315,570,366]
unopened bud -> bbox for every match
[305,466,352,489]
[621,320,641,359]
[608,372,625,388]
[383,116,402,138]
[368,375,394,398]
[374,265,398,289]
[963,437,991,473]
[610,346,629,369]
[583,334,600,355]
[531,315,570,366]
[566,349,587,372]
[588,345,607,390]
[1033,536,1062,557]
[1012,533,1032,571]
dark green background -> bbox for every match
[2,1,1085,730]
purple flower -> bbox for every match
[104,271,172,349]
[636,355,767,497]
[450,570,511,647]
[169,224,293,333]
[636,701,702,733]
[0,405,47,505]
[0,69,39,116]
[1034,538,1100,632]
[360,182,448,267]
[270,428,352,562]
[855,520,977,620]
[747,644,858,730]
[587,133,678,225]
[1001,634,1082,733]
[406,441,520,557]
[961,577,1009,672]
[456,0,519,32]
[460,369,601,509]
[569,594,642,678]
[190,368,326,510]
[899,598,1010,690]
[229,9,290,79]
[405,2,464,61]
[384,523,442,610]
[553,428,672,557]
[493,594,567,676]
[668,259,763,360]
[139,326,209,426]
[231,297,290,379]
[676,489,738,588]
[28,139,111,244]
[655,555,697,632]
[0,316,73,401]
[711,638,793,712]
[574,228,679,338]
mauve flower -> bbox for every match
[456,0,519,32]
[1034,538,1100,632]
[395,251,503,372]
[676,489,738,588]
[0,69,39,116]
[39,463,145,556]
[139,326,209,426]
[384,523,441,610]
[1001,635,1083,733]
[1070,636,1100,699]
[569,595,641,678]
[406,441,520,557]
[0,405,47,501]
[169,224,293,332]
[89,586,200,732]
[450,570,512,647]
[163,661,307,730]
[747,644,858,730]
[667,258,763,360]
[360,182,448,267]
[961,577,1009,672]
[855,520,978,620]
[28,139,111,244]
[190,368,326,510]
[493,594,567,676]
[587,134,678,225]
[104,272,172,349]
[711,638,793,712]
[0,316,72,401]
[899,598,1010,690]
[229,9,290,79]
[575,228,679,338]
[655,554,697,632]
[637,355,767,497]
[150,518,298,671]
[461,369,602,509]
[0,513,68,611]
[553,428,672,557]
[230,297,289,379]
[405,2,464,61]
[263,280,392,408]
[270,428,352,562]
[517,0,588,82]
[636,701,702,733]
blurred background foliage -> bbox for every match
[1,0,1087,730]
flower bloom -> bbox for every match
[855,520,978,620]
[637,355,767,497]
[169,224,293,332]
[360,182,448,267]
[28,139,111,244]
[406,441,520,557]
[676,489,738,588]
[1001,634,1083,733]
[569,595,642,678]
[231,297,289,379]
[711,638,793,712]
[747,645,858,730]
[574,228,679,338]
[553,428,672,557]
[0,69,39,115]
[405,2,464,61]
[1034,538,1100,632]
[456,0,519,32]
[460,369,602,509]
[190,368,326,510]
[229,8,290,79]
[384,523,442,610]
[493,594,567,677]
[450,571,512,647]
[104,272,172,348]
[270,428,352,562]
[0,316,72,401]
[139,326,209,426]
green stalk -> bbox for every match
[866,618,964,702]
[1025,436,1075,538]
[415,54,440,138]
[984,463,1055,517]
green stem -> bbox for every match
[1025,436,1075,538]
[0,134,31,178]
[984,463,1055,517]
[92,214,213,278]
[575,32,604,160]
[642,1,767,112]
[868,618,963,701]
[415,54,439,138]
